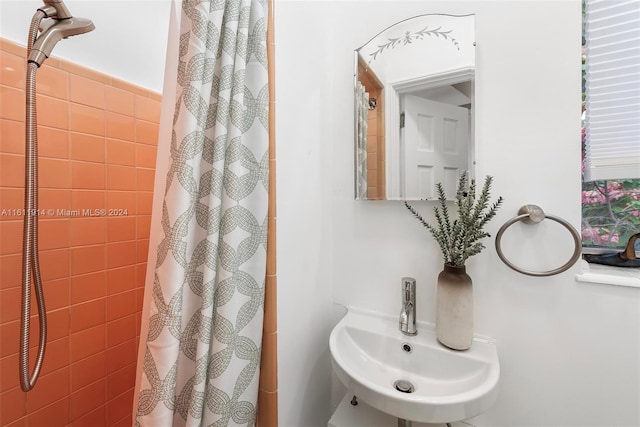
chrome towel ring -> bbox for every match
[495,204,582,277]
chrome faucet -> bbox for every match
[399,277,417,336]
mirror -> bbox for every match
[354,14,475,200]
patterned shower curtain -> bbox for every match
[355,81,368,199]
[134,0,269,425]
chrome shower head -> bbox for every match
[28,0,94,67]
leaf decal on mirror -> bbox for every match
[368,25,460,62]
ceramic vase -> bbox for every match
[436,264,473,350]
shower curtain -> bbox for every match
[355,81,368,199]
[134,0,269,425]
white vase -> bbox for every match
[436,264,473,350]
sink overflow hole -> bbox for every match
[402,343,413,353]
[393,379,415,394]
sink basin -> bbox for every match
[329,307,500,423]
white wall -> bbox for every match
[0,0,171,92]
[276,1,640,426]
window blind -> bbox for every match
[584,0,640,181]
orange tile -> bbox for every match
[110,76,148,97]
[0,353,19,392]
[70,245,105,276]
[107,362,136,400]
[70,103,104,136]
[0,220,22,255]
[0,254,21,289]
[135,287,144,311]
[106,139,134,166]
[71,299,105,333]
[39,157,71,189]
[106,290,135,322]
[106,216,135,243]
[106,314,135,347]
[266,218,276,276]
[106,266,135,295]
[71,161,105,190]
[71,351,106,392]
[38,125,69,159]
[106,338,136,375]
[37,277,70,312]
[70,190,105,212]
[135,95,161,123]
[259,332,278,392]
[40,188,70,213]
[70,74,105,109]
[136,215,151,240]
[36,65,68,99]
[70,404,106,427]
[257,389,278,427]
[135,143,157,168]
[106,241,136,269]
[61,60,109,84]
[27,396,70,427]
[25,366,69,412]
[39,218,70,250]
[70,217,106,246]
[106,191,136,214]
[106,112,135,142]
[136,192,153,215]
[30,307,69,343]
[135,263,147,288]
[0,387,26,425]
[70,378,106,421]
[0,51,25,88]
[136,168,155,191]
[105,86,134,116]
[106,165,135,191]
[0,188,23,216]
[106,387,133,426]
[36,94,69,130]
[37,336,69,376]
[264,275,277,334]
[109,411,132,427]
[136,239,149,263]
[135,120,159,145]
[0,118,23,154]
[0,320,19,357]
[0,39,26,56]
[0,153,24,187]
[39,248,70,281]
[70,132,105,163]
[0,86,23,121]
[0,287,20,324]
[70,270,106,304]
[70,324,105,362]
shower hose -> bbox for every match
[20,9,49,392]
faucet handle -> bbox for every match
[401,277,416,301]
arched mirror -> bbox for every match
[354,14,475,200]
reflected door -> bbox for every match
[402,95,469,199]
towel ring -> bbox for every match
[495,204,582,277]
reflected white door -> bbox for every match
[402,95,469,199]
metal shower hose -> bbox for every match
[20,9,49,392]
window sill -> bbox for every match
[576,260,640,288]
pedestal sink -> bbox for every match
[329,307,500,424]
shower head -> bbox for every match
[28,0,94,67]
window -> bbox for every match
[581,0,640,251]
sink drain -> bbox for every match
[393,379,415,394]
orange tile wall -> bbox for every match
[257,0,278,424]
[0,38,159,427]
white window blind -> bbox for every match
[584,0,640,181]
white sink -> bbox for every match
[329,307,500,424]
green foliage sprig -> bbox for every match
[405,172,504,267]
